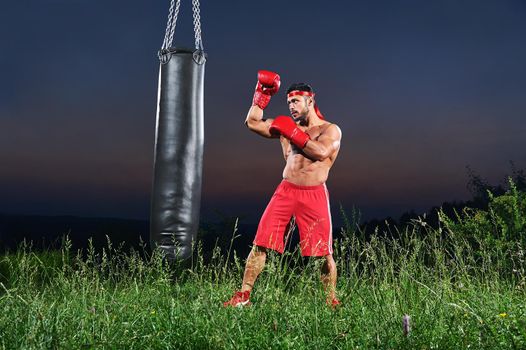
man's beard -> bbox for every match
[293,107,310,125]
[292,114,306,123]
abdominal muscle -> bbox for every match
[282,152,331,186]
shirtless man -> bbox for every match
[223,70,342,307]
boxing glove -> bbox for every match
[252,70,280,109]
[269,116,310,148]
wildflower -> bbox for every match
[150,310,156,315]
[403,315,411,337]
[499,312,508,318]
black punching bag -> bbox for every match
[150,1,206,261]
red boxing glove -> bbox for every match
[252,70,281,109]
[269,116,310,148]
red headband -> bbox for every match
[287,90,315,98]
[287,90,325,120]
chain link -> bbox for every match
[161,0,174,49]
[192,0,203,50]
[168,0,182,48]
[161,0,181,50]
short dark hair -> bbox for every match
[286,83,314,95]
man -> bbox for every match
[223,70,342,308]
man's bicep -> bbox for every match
[247,117,276,138]
[258,118,277,138]
[318,125,342,149]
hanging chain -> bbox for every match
[192,0,203,50]
[161,0,204,51]
[161,0,181,50]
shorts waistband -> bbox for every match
[281,179,326,190]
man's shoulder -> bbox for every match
[321,122,342,137]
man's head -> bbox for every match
[286,83,324,123]
[286,83,315,122]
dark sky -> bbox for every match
[1,0,525,225]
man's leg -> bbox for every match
[241,245,267,292]
[293,183,338,305]
[223,245,268,307]
[321,254,338,304]
[224,181,292,307]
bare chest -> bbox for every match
[288,124,328,155]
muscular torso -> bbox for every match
[281,122,340,186]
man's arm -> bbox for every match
[269,116,341,161]
[302,124,342,161]
[245,106,277,138]
[245,70,281,138]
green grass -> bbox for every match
[1,233,525,349]
[1,186,525,349]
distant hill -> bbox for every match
[0,214,149,252]
[0,213,265,258]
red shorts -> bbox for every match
[253,180,333,257]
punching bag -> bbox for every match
[150,0,206,261]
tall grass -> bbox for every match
[1,184,525,349]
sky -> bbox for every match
[1,0,525,225]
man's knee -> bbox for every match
[253,245,268,255]
[321,254,336,269]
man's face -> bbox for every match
[287,95,312,122]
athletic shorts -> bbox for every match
[253,180,333,257]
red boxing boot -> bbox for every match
[223,291,252,307]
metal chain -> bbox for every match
[161,0,204,51]
[161,0,181,50]
[161,0,174,49]
[192,0,203,50]
[168,0,181,48]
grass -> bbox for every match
[1,186,525,349]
